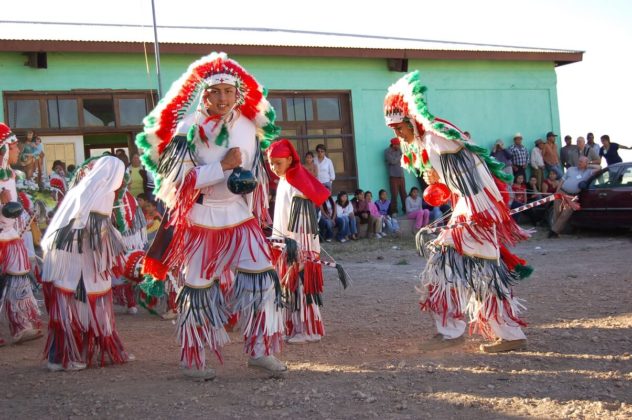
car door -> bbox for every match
[605,164,632,227]
[574,168,612,227]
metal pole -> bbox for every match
[150,0,163,98]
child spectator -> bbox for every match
[318,195,336,243]
[524,175,543,226]
[142,199,162,238]
[351,189,371,228]
[335,191,357,242]
[364,191,385,238]
[376,189,400,234]
[511,174,527,220]
[303,151,319,178]
[405,187,430,230]
[542,171,560,194]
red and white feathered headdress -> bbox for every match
[1,122,18,179]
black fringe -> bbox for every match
[75,276,87,303]
[335,263,350,289]
[429,246,518,300]
[156,135,197,181]
[284,237,299,265]
[53,213,110,254]
[176,282,230,328]
[235,269,284,310]
[0,274,6,301]
[439,148,483,198]
[284,270,323,311]
[288,196,319,235]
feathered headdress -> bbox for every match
[384,71,511,183]
[0,122,18,180]
[136,52,279,183]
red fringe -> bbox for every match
[493,176,512,206]
[302,260,324,296]
[43,285,83,368]
[499,245,526,272]
[419,284,464,326]
[142,255,169,281]
[0,238,30,274]
[243,311,283,357]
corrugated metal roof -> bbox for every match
[0,20,581,54]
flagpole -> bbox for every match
[150,0,163,98]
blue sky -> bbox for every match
[6,0,632,158]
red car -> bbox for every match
[572,162,632,229]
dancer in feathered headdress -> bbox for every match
[384,71,531,353]
[0,123,43,347]
[136,52,286,379]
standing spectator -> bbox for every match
[491,139,513,178]
[49,160,68,206]
[599,135,631,166]
[530,139,546,191]
[405,187,430,231]
[541,170,560,194]
[128,153,145,197]
[315,144,335,190]
[303,151,319,178]
[542,131,564,179]
[586,132,600,156]
[375,189,400,234]
[115,149,129,167]
[549,156,595,238]
[508,133,529,179]
[385,137,407,215]
[318,194,336,242]
[560,135,579,170]
[335,191,357,242]
[577,136,601,170]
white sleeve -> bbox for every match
[195,162,226,189]
[329,159,336,181]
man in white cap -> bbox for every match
[508,133,529,179]
[530,139,546,191]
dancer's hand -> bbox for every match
[424,168,440,185]
[0,188,10,205]
[221,147,242,171]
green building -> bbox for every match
[0,21,582,193]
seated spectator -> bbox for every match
[335,191,357,242]
[524,175,543,226]
[510,174,527,221]
[351,189,371,227]
[405,187,430,230]
[318,195,336,243]
[303,151,319,178]
[376,189,400,234]
[541,171,560,194]
[364,191,384,239]
[142,199,162,238]
[549,156,595,238]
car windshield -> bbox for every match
[590,169,612,188]
[620,167,632,186]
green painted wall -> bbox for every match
[0,52,560,195]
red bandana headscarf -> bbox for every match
[267,139,330,207]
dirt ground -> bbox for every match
[1,227,631,419]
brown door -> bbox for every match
[268,91,357,193]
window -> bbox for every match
[83,98,115,127]
[7,99,41,128]
[48,98,79,128]
[118,98,147,126]
[591,170,611,188]
[268,91,356,192]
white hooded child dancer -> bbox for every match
[0,123,43,347]
[267,139,332,344]
[384,72,533,353]
[41,156,133,370]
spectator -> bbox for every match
[136,192,149,209]
[549,156,595,238]
[542,131,564,179]
[19,134,38,182]
[491,139,513,178]
[577,136,601,170]
[364,190,385,239]
[530,139,546,191]
[560,135,579,170]
[599,134,631,166]
[303,151,318,178]
[586,132,600,156]
[49,160,68,206]
[66,164,76,176]
[375,189,400,235]
[508,133,529,179]
[351,189,371,227]
[318,194,336,242]
[115,149,129,167]
[335,191,357,242]
[510,174,527,220]
[315,144,335,190]
[128,153,145,197]
[405,186,430,231]
[142,199,162,239]
[541,170,560,194]
[524,175,543,226]
[385,137,407,215]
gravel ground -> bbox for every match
[1,227,631,419]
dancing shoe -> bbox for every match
[161,309,178,320]
[480,338,527,353]
[420,334,465,351]
[287,333,309,344]
[13,328,43,344]
[182,366,216,381]
[127,306,138,315]
[48,361,87,372]
[248,355,288,373]
[307,334,322,343]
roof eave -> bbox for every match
[0,40,583,65]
